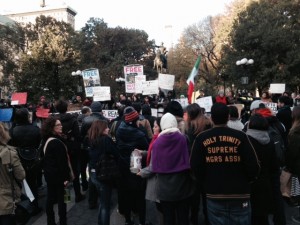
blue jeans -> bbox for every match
[90,172,113,225]
[207,199,251,225]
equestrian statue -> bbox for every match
[153,42,168,73]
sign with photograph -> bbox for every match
[124,64,143,93]
[158,74,175,90]
[82,68,100,97]
[93,86,111,101]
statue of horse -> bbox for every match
[153,49,164,73]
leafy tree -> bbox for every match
[220,0,300,94]
[14,15,80,102]
[74,18,156,98]
[0,22,24,97]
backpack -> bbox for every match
[268,124,286,167]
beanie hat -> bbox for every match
[250,100,265,111]
[160,113,178,130]
[164,101,184,118]
[124,106,139,123]
[90,101,102,112]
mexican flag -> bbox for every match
[187,56,201,104]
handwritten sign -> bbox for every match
[93,86,111,101]
[265,102,278,114]
[134,75,146,94]
[195,96,213,113]
[173,98,188,108]
[142,80,159,95]
[158,74,175,90]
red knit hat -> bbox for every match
[124,106,139,123]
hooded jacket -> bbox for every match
[0,145,25,215]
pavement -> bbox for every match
[25,183,300,225]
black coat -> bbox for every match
[9,123,41,148]
[43,136,70,184]
[248,133,279,216]
[116,121,149,190]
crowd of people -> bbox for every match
[0,89,299,225]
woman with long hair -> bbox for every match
[185,103,212,225]
[41,117,72,225]
[286,106,300,178]
[88,120,119,225]
[0,122,25,225]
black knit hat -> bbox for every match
[164,100,184,118]
[90,101,102,112]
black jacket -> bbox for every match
[43,136,70,184]
[9,123,41,148]
[190,126,260,200]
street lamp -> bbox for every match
[236,58,254,93]
[71,70,83,94]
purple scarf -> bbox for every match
[151,131,190,173]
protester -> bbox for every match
[227,105,244,130]
[116,106,149,225]
[164,101,185,133]
[246,114,280,225]
[190,103,260,225]
[41,117,72,225]
[88,120,119,225]
[137,117,162,225]
[185,103,212,225]
[55,100,85,203]
[81,101,108,209]
[9,108,42,214]
[286,106,300,179]
[151,113,194,225]
[0,122,25,225]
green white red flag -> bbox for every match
[187,56,201,104]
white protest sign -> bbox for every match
[93,86,111,101]
[142,80,159,95]
[102,110,118,120]
[151,108,158,117]
[265,102,278,114]
[134,75,146,94]
[124,64,143,93]
[195,96,213,113]
[269,83,285,94]
[158,74,175,90]
[173,98,188,108]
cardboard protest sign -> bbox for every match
[142,80,159,95]
[195,96,213,113]
[11,92,27,105]
[158,74,175,90]
[93,86,111,101]
[134,75,146,94]
[269,83,285,94]
[173,98,188,108]
[124,64,143,93]
[36,108,50,118]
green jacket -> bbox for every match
[0,145,25,215]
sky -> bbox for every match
[0,0,233,48]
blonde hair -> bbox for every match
[0,122,10,145]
